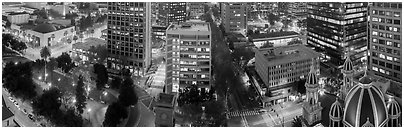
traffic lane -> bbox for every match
[2,90,37,127]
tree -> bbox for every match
[204,100,226,126]
[282,19,293,30]
[247,29,254,37]
[296,79,306,94]
[260,42,274,48]
[292,116,303,127]
[231,47,255,67]
[67,38,73,44]
[110,77,122,89]
[267,13,280,26]
[90,29,95,37]
[32,87,84,126]
[287,39,302,45]
[73,35,79,43]
[118,78,138,107]
[79,33,84,43]
[49,9,63,19]
[95,45,108,63]
[33,8,48,19]
[103,102,128,127]
[32,87,62,119]
[2,33,14,47]
[3,62,37,101]
[228,40,234,50]
[94,63,108,89]
[56,52,74,73]
[65,13,79,20]
[40,46,51,60]
[297,19,307,28]
[75,75,87,114]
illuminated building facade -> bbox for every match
[369,2,402,83]
[307,2,368,70]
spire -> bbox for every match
[307,58,318,85]
[343,51,353,72]
[362,117,374,127]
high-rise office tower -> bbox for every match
[165,21,212,93]
[158,2,187,26]
[106,2,152,77]
[220,2,248,35]
[369,2,402,83]
[307,2,368,70]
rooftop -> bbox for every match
[2,2,23,6]
[167,20,210,32]
[8,12,29,16]
[256,44,320,65]
[72,38,106,50]
[157,93,175,105]
[251,31,299,39]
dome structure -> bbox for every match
[342,79,388,127]
[329,98,343,127]
[33,23,57,33]
[330,98,343,119]
[386,96,401,127]
[387,97,401,117]
[306,65,318,85]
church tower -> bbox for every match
[341,53,354,101]
[302,59,322,126]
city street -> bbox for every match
[2,89,37,127]
[227,100,303,127]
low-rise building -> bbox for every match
[251,31,300,48]
[2,99,18,127]
[255,44,320,104]
[25,23,75,47]
[6,12,30,24]
[227,32,248,47]
[72,37,106,63]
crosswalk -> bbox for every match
[227,110,261,118]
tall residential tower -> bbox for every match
[165,20,212,93]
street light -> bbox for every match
[87,108,92,122]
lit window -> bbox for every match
[372,66,379,71]
[379,54,385,59]
[380,68,385,74]
[387,56,393,61]
[372,31,378,36]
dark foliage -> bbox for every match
[94,63,108,89]
[3,62,37,100]
[103,102,128,127]
[118,78,138,107]
[56,52,74,73]
[110,77,122,89]
[75,75,87,114]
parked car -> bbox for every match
[8,97,15,102]
[14,102,19,108]
[22,109,28,114]
[28,114,34,120]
